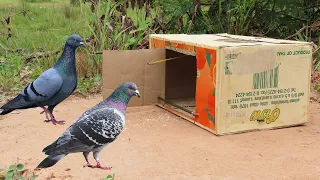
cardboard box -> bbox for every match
[102,33,313,135]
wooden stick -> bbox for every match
[147,55,188,65]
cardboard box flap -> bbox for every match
[150,33,311,49]
[102,49,166,107]
[214,33,312,45]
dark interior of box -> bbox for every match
[163,49,196,113]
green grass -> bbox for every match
[0,0,159,99]
[0,1,91,52]
[0,0,95,98]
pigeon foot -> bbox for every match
[40,107,65,125]
[44,119,66,125]
[84,162,112,170]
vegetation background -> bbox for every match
[0,0,319,100]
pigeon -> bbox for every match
[36,82,140,169]
[0,34,86,125]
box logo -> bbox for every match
[250,108,280,124]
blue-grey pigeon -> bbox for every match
[0,34,86,125]
[36,82,140,169]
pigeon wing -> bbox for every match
[43,108,124,155]
[21,68,63,102]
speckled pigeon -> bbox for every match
[0,34,86,125]
[36,82,140,169]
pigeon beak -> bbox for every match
[80,42,86,48]
[135,90,140,98]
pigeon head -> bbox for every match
[121,82,140,98]
[106,82,140,110]
[66,34,86,49]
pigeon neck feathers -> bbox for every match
[53,43,76,74]
[104,89,131,113]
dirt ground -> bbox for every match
[0,95,320,180]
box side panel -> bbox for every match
[194,47,217,132]
[217,44,312,134]
[102,49,166,107]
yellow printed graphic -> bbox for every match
[250,108,280,124]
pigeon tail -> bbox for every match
[0,94,37,115]
[37,154,67,169]
[42,139,59,153]
[0,108,14,115]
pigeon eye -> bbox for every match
[72,38,76,42]
[128,86,134,90]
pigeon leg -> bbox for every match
[41,108,57,125]
[85,150,112,170]
[43,105,65,125]
[82,152,94,168]
[40,106,50,120]
[40,108,64,125]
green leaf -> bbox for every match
[124,38,137,49]
[16,164,24,172]
[7,165,15,172]
[4,171,13,180]
[106,174,114,178]
[313,85,320,93]
[205,50,211,67]
[101,173,115,180]
[129,22,150,34]
[15,174,26,180]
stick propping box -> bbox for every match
[102,33,313,136]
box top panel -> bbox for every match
[150,33,311,48]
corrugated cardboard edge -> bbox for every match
[150,34,313,49]
[214,33,312,45]
[151,35,222,50]
[217,122,307,136]
[156,103,219,135]
[216,47,222,135]
[150,35,198,54]
[306,44,313,124]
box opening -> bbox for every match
[157,49,197,116]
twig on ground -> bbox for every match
[0,43,29,56]
[23,46,63,62]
